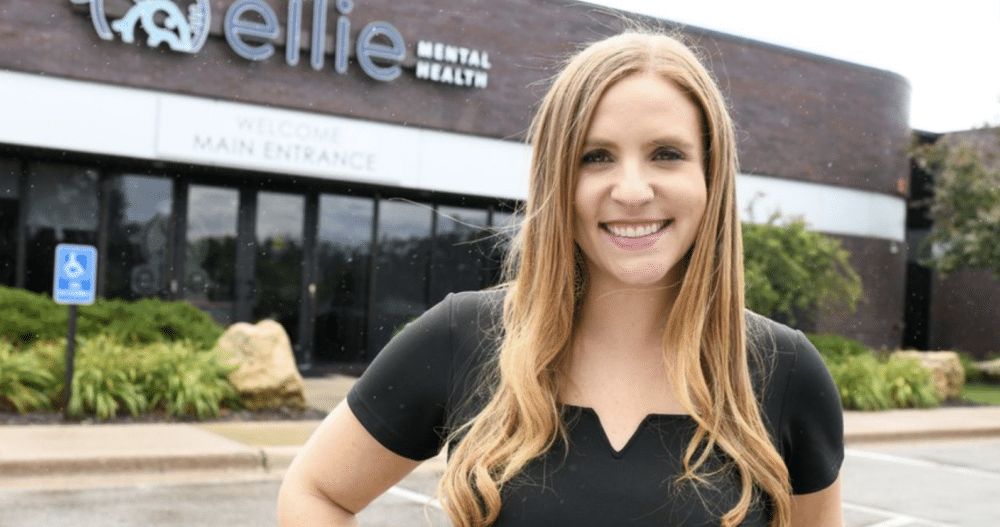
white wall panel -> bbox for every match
[737,173,906,242]
[0,70,157,158]
[0,70,904,241]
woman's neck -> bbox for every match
[574,280,678,355]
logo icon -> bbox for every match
[71,0,211,54]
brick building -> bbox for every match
[906,128,1000,360]
[0,0,910,368]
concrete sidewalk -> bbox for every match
[2,375,999,486]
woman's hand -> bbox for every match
[277,400,423,526]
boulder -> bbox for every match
[891,350,965,400]
[214,319,306,410]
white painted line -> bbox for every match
[867,517,918,527]
[387,486,442,509]
[846,449,1000,481]
[843,502,955,527]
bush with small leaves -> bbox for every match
[818,339,941,411]
[0,286,223,349]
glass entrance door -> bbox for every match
[254,191,305,346]
[185,185,238,325]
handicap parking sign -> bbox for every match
[53,244,98,305]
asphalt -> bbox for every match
[2,375,999,487]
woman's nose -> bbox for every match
[610,164,654,205]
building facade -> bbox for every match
[0,0,911,366]
[906,128,1000,360]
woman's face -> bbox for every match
[573,71,708,292]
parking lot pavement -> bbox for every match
[842,437,1000,527]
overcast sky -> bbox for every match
[586,0,1000,133]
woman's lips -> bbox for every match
[599,220,672,250]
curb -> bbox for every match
[0,451,265,478]
[845,426,1000,445]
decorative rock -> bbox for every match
[891,351,965,400]
[214,320,306,410]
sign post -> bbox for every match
[53,244,98,418]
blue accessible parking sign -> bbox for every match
[53,244,98,305]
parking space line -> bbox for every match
[843,501,955,527]
[867,517,917,527]
[387,486,442,509]
[846,449,1000,481]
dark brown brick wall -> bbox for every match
[702,34,911,197]
[1,1,910,195]
[0,0,911,347]
[812,235,907,350]
[929,267,1000,360]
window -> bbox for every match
[24,163,99,295]
[429,205,490,304]
[186,185,238,325]
[103,174,173,300]
[315,194,374,362]
[370,199,432,356]
[0,159,19,287]
[255,191,305,343]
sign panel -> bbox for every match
[156,97,416,185]
[53,244,98,305]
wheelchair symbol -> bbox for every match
[63,252,86,279]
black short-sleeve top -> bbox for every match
[347,290,844,526]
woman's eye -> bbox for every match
[581,150,612,165]
[652,147,684,161]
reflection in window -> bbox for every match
[25,163,99,295]
[104,175,173,300]
[485,211,521,287]
[315,195,374,362]
[186,185,238,325]
[255,192,304,344]
[370,199,432,356]
[0,159,19,287]
[429,206,490,304]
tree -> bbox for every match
[743,217,862,327]
[911,127,1000,278]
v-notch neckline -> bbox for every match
[567,404,691,458]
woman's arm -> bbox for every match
[277,400,423,526]
[790,474,844,527]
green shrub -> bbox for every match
[807,333,940,410]
[67,336,149,420]
[63,336,240,421]
[807,333,871,364]
[743,218,862,326]
[0,335,239,421]
[0,287,65,345]
[825,352,940,411]
[884,356,940,408]
[0,341,59,412]
[0,286,223,349]
[135,341,240,419]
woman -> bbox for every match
[278,31,844,527]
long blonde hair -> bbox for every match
[440,31,791,527]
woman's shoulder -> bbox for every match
[743,309,834,420]
[744,310,811,357]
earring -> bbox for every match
[573,244,588,303]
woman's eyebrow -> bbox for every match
[648,136,699,151]
[581,138,615,149]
